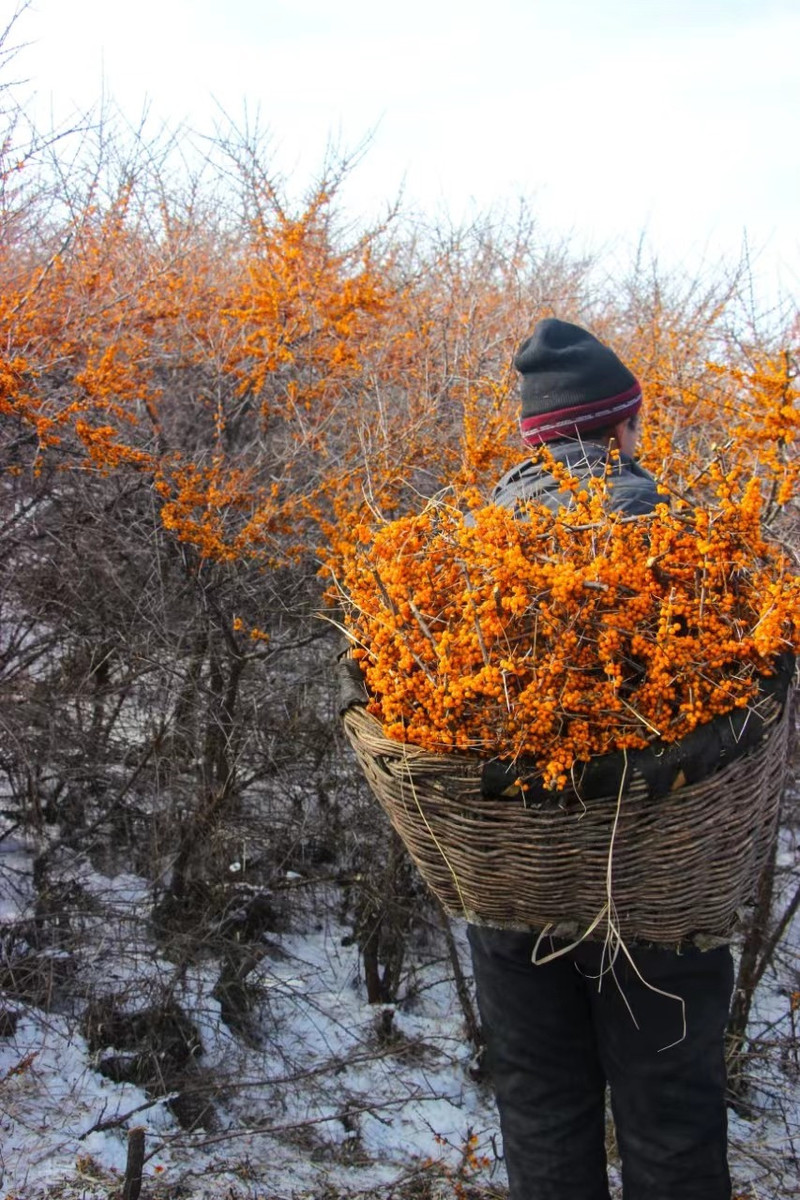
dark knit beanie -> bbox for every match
[514,318,642,445]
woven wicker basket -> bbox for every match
[342,685,793,945]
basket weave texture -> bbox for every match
[343,697,792,945]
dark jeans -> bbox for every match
[468,926,734,1200]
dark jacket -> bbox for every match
[493,439,663,517]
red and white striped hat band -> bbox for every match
[519,381,642,445]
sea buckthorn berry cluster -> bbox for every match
[340,476,799,791]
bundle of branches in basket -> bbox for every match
[335,477,799,794]
[333,472,798,941]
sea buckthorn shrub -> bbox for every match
[339,468,800,791]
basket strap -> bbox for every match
[336,649,370,714]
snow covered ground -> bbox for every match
[0,837,505,1199]
[1,814,799,1199]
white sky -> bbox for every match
[10,0,800,308]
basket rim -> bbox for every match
[341,651,795,805]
